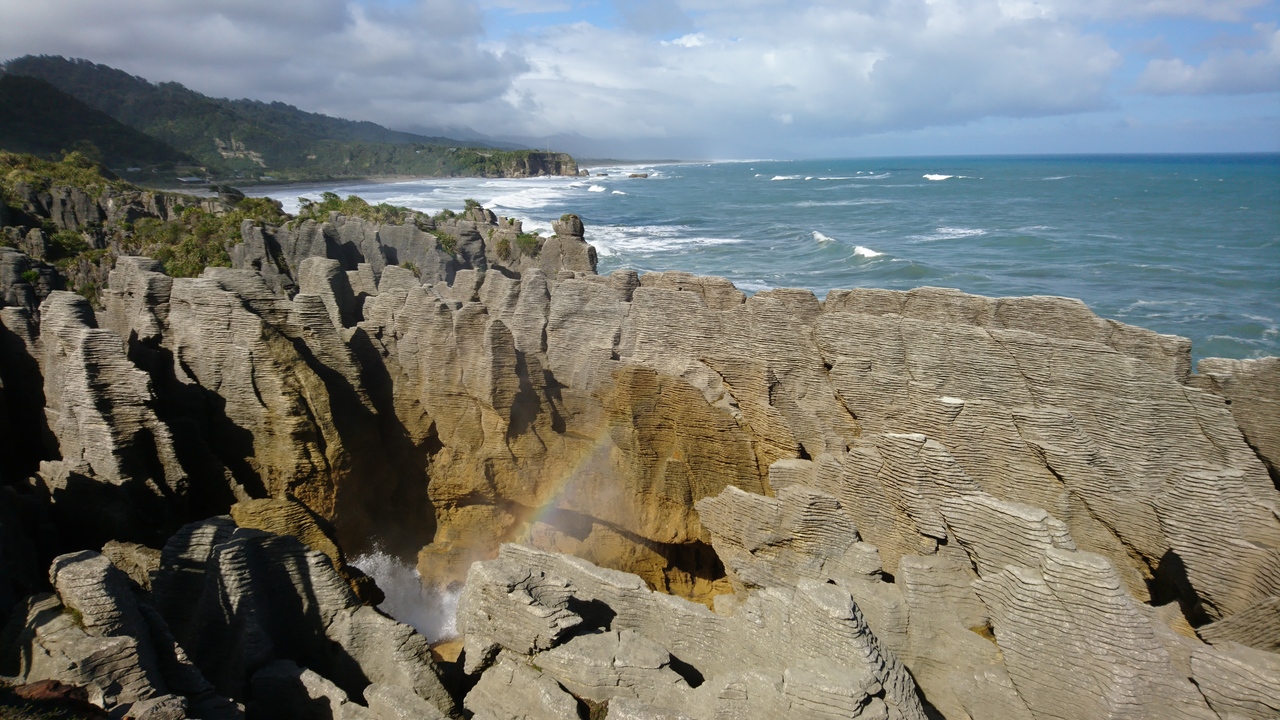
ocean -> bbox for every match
[250,154,1280,365]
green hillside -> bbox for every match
[1,55,577,182]
[0,73,190,168]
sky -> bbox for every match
[1,0,1278,158]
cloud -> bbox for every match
[1135,24,1280,95]
[493,0,1123,154]
[614,0,695,35]
[0,0,1268,156]
[0,0,525,127]
[1028,0,1270,22]
[477,0,574,13]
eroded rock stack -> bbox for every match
[0,201,1277,718]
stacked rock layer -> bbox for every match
[0,208,1277,719]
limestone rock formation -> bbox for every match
[1192,356,1280,482]
[498,152,579,178]
[2,519,456,720]
[148,516,455,715]
[0,246,59,314]
[231,205,596,300]
[3,182,209,235]
[3,550,241,719]
[1,193,1278,719]
[457,543,926,720]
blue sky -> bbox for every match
[2,0,1277,158]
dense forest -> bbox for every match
[0,74,191,168]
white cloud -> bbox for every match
[667,33,706,48]
[476,0,574,13]
[1135,24,1280,95]
[1046,0,1270,22]
[492,0,1122,152]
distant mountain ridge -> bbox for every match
[0,55,576,181]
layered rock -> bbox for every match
[1192,356,1280,482]
[3,182,210,234]
[3,516,456,720]
[150,517,456,716]
[231,206,596,298]
[8,233,1278,612]
[3,550,241,719]
[457,543,926,720]
[0,199,1277,718]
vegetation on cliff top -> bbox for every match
[1,55,578,182]
[295,191,421,227]
[0,151,478,301]
[0,150,131,200]
[1,151,288,296]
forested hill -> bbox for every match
[1,55,577,181]
[0,74,191,168]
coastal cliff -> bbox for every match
[0,170,1277,719]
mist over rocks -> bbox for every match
[0,193,1277,718]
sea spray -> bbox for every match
[350,547,460,642]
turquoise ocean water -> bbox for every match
[252,154,1280,364]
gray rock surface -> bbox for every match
[464,652,582,720]
[1191,642,1280,720]
[1193,357,1280,482]
[457,544,928,720]
[229,205,595,300]
[1197,597,1280,654]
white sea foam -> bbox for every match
[812,231,836,244]
[923,174,953,181]
[771,175,802,181]
[911,227,988,242]
[805,177,814,180]
[612,190,626,195]
[588,185,607,193]
[853,245,883,258]
[1245,315,1279,338]
[795,199,891,208]
[350,549,459,642]
[587,224,742,256]
[1042,176,1073,181]
[486,185,575,210]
